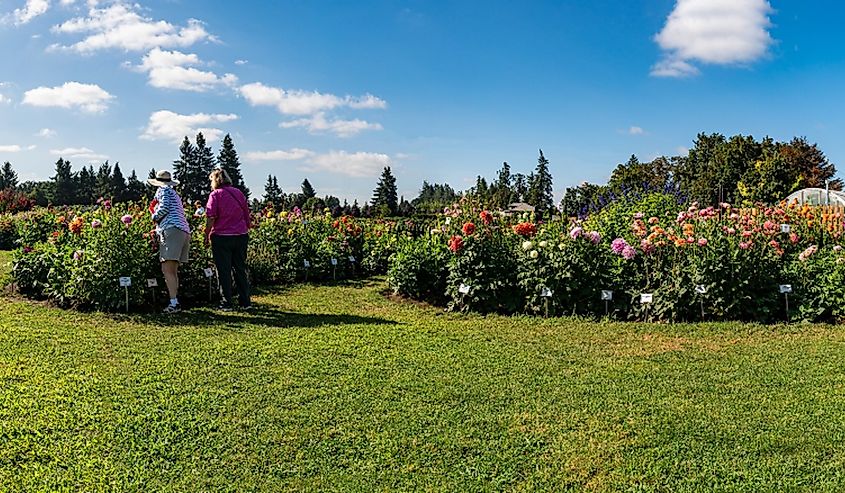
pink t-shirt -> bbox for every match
[206,186,250,236]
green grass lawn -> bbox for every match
[1,260,845,491]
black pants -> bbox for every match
[211,234,251,307]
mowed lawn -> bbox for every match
[1,253,845,491]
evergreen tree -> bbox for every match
[95,162,113,200]
[125,170,145,202]
[110,162,126,202]
[528,150,554,217]
[492,161,513,209]
[301,179,316,199]
[217,134,250,198]
[51,158,76,205]
[145,168,158,199]
[76,165,97,204]
[370,166,398,216]
[350,200,361,217]
[513,173,528,202]
[263,175,284,209]
[188,132,216,203]
[0,162,18,189]
[173,136,195,200]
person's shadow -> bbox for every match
[127,304,398,330]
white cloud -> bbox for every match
[22,81,114,113]
[49,146,107,160]
[6,0,50,25]
[140,110,238,143]
[245,148,315,161]
[628,126,645,135]
[37,128,57,138]
[234,59,248,65]
[51,3,214,53]
[134,48,238,92]
[652,0,774,77]
[239,82,386,116]
[0,145,23,152]
[280,112,383,137]
[303,151,392,177]
[0,94,10,104]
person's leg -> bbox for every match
[211,235,234,307]
[161,260,179,300]
[231,234,252,307]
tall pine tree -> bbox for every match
[95,162,113,200]
[527,149,554,218]
[370,166,398,216]
[217,133,250,198]
[125,170,145,202]
[173,136,195,200]
[110,163,126,202]
[189,132,216,202]
[263,175,284,209]
[76,165,96,204]
[301,179,316,199]
[0,162,18,189]
[51,158,76,205]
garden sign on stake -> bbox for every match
[540,286,553,318]
[203,268,215,302]
[146,278,158,305]
[780,284,792,322]
[119,277,131,312]
[303,260,311,282]
[601,290,613,317]
[331,258,338,281]
[695,284,707,320]
[640,293,653,322]
[458,283,471,310]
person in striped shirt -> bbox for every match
[148,170,191,313]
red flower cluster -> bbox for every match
[68,216,84,235]
[462,222,476,235]
[448,235,464,253]
[479,210,493,225]
[512,222,537,237]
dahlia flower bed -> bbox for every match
[8,204,406,311]
[388,194,845,323]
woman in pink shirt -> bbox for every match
[204,169,252,310]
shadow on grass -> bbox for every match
[123,304,398,330]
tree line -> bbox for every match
[560,134,840,217]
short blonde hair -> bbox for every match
[209,168,232,190]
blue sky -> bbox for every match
[0,0,843,203]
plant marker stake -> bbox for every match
[601,290,613,317]
[331,258,338,281]
[779,284,793,323]
[695,284,707,320]
[119,277,131,313]
[203,268,215,302]
[147,278,158,306]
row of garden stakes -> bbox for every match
[117,266,218,312]
[303,256,356,282]
[455,284,795,322]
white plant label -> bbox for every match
[540,287,553,298]
[695,284,707,294]
[203,268,214,278]
[348,256,356,263]
[640,293,653,304]
[601,290,613,301]
[780,224,791,233]
[779,284,793,294]
[303,260,311,268]
[119,277,132,287]
[331,258,338,266]
[458,283,471,294]
[146,278,158,288]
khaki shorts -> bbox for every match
[159,228,191,263]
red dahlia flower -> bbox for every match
[462,222,476,235]
[448,235,464,253]
[512,222,537,237]
[480,211,493,225]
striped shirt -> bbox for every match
[152,186,191,234]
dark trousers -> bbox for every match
[211,234,251,307]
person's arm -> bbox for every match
[204,191,216,245]
[204,216,215,245]
[151,189,169,224]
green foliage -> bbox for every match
[370,167,398,216]
[387,235,449,303]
